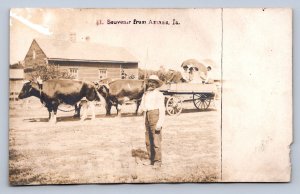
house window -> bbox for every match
[32,50,36,59]
[99,69,107,79]
[69,68,78,79]
[121,68,127,79]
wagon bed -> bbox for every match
[160,83,216,94]
[159,83,218,115]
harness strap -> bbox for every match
[37,83,44,104]
[58,107,76,112]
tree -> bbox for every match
[27,63,74,81]
[138,67,177,83]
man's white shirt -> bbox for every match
[140,89,165,128]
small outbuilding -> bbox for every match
[10,62,25,101]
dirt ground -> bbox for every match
[9,97,221,185]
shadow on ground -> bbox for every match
[23,108,217,123]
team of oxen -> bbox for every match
[18,78,145,123]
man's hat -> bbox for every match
[146,75,164,87]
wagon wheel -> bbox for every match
[193,93,211,110]
[166,96,183,116]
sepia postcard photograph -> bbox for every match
[9,8,292,185]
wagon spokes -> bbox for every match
[166,96,183,116]
[193,93,211,111]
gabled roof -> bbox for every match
[33,38,138,63]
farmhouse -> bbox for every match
[23,38,139,81]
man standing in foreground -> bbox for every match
[140,75,165,168]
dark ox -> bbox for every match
[98,79,145,116]
[18,79,100,123]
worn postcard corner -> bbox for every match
[9,8,292,185]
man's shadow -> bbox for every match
[25,116,81,123]
[181,108,216,114]
[131,148,149,164]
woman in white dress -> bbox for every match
[190,67,203,83]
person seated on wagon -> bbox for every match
[190,67,203,83]
[181,65,190,82]
[203,66,214,84]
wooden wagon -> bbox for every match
[159,83,218,116]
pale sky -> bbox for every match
[10,8,222,72]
